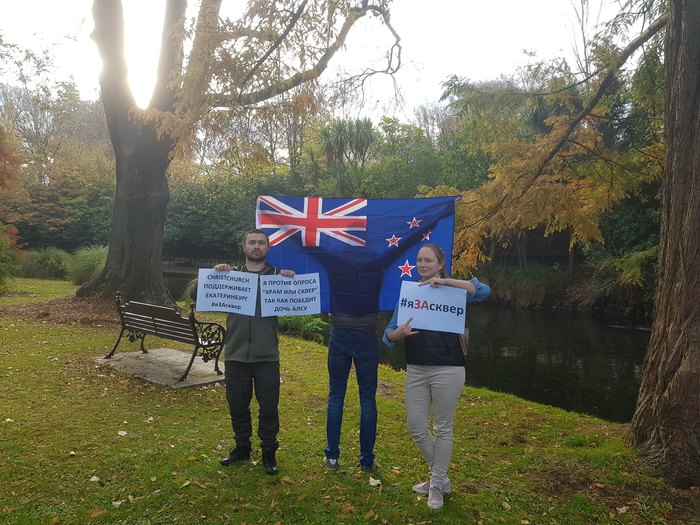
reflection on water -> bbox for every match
[378,307,649,423]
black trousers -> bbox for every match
[224,360,280,452]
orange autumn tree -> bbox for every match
[439,15,667,274]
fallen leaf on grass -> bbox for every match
[343,503,356,513]
[364,509,375,519]
[280,476,297,485]
[368,477,381,487]
[111,501,123,509]
[180,480,190,488]
[187,456,198,462]
[87,508,105,518]
[117,431,127,437]
[89,476,100,483]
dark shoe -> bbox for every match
[219,446,250,466]
[262,449,279,475]
[360,463,376,473]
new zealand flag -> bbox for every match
[256,195,458,314]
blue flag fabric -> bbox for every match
[256,195,458,315]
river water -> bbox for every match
[378,306,650,423]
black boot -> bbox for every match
[220,445,251,466]
[262,449,279,475]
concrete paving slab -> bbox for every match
[95,348,224,389]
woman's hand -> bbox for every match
[418,277,443,287]
[418,277,477,293]
[388,317,418,341]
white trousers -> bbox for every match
[405,364,465,487]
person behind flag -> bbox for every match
[382,243,490,509]
[215,229,295,475]
[323,309,380,473]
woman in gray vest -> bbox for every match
[383,243,490,510]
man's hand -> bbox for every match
[213,264,232,271]
[279,269,295,277]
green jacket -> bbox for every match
[223,263,280,362]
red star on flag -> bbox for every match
[386,234,401,247]
[407,217,422,228]
[398,259,416,277]
[422,229,432,241]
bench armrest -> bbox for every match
[194,321,225,346]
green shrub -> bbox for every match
[600,245,659,287]
[492,265,567,307]
[18,248,71,280]
[279,315,329,343]
[0,230,18,290]
[68,246,108,285]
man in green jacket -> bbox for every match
[214,229,295,475]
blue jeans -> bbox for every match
[324,327,379,468]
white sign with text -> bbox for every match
[260,273,321,317]
[195,269,257,315]
[396,280,467,335]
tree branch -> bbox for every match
[212,1,402,108]
[91,0,135,148]
[149,0,187,111]
[240,0,309,88]
[459,11,669,234]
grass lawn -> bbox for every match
[0,278,697,524]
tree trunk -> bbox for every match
[77,120,173,304]
[78,0,185,304]
[629,0,700,489]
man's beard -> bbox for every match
[246,250,266,262]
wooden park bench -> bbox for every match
[105,293,226,382]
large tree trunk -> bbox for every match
[629,0,700,489]
[78,0,186,304]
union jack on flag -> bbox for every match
[257,196,367,247]
[256,195,458,314]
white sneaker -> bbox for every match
[427,486,444,509]
[412,478,452,494]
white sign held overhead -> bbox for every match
[396,281,467,335]
[260,273,321,317]
[195,269,257,316]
